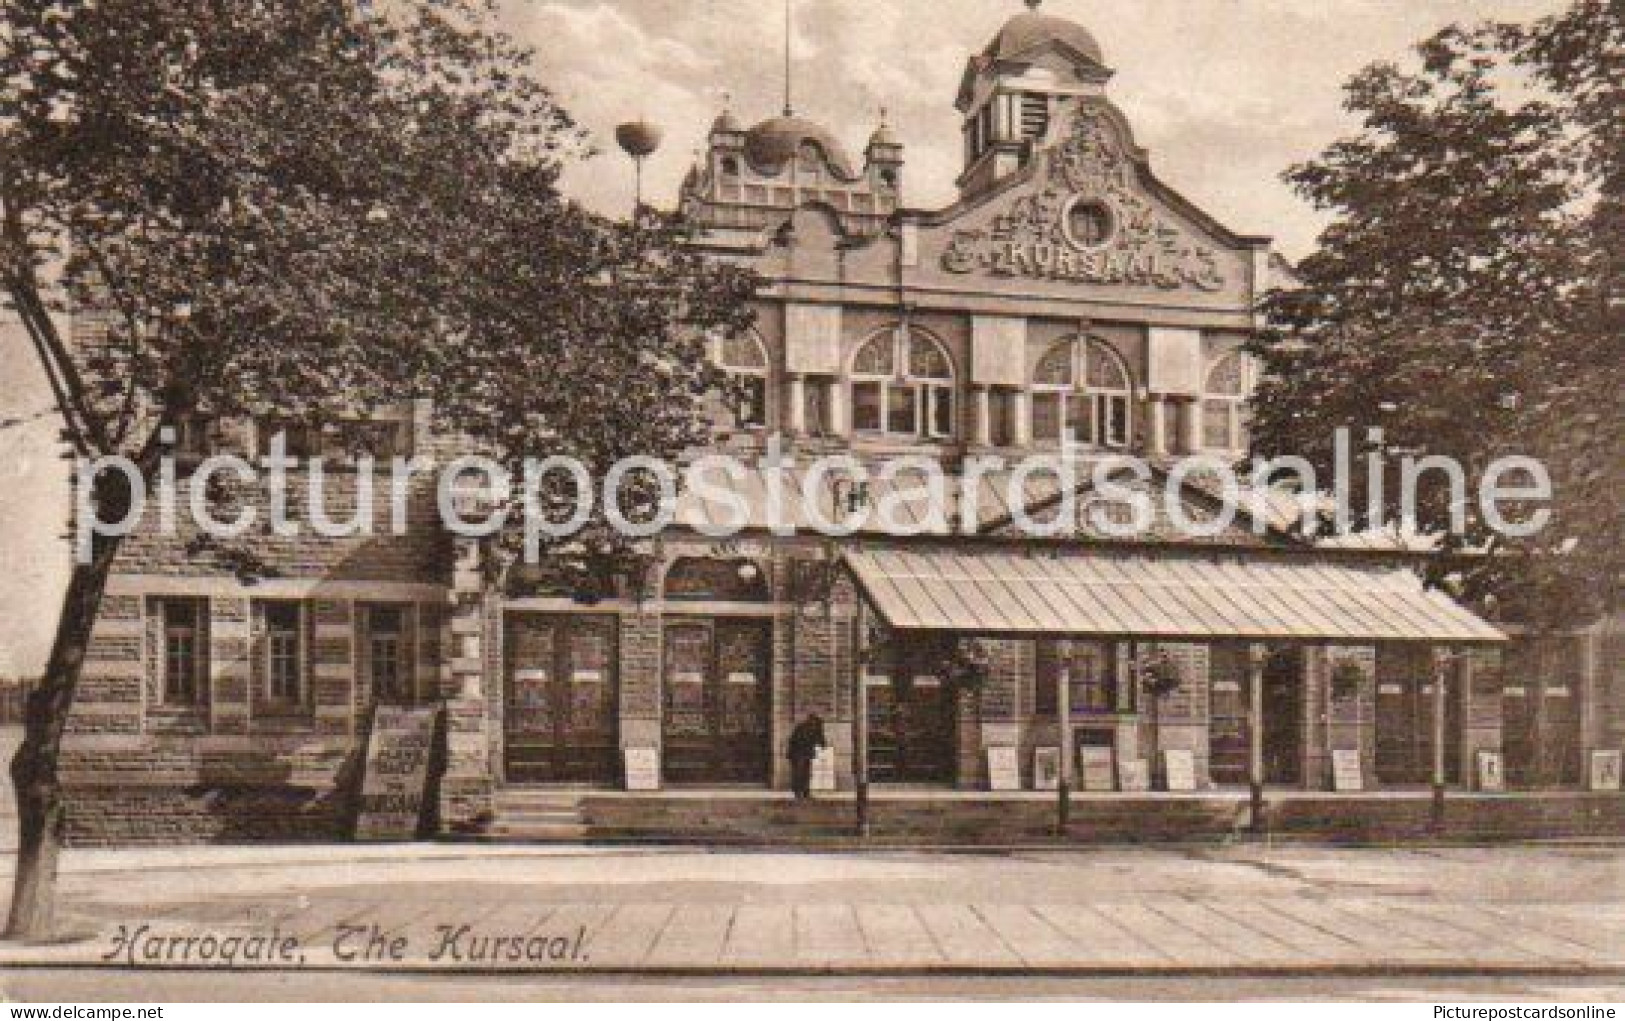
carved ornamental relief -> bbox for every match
[942,106,1225,291]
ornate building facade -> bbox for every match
[58,4,1623,843]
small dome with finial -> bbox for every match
[985,0,1106,68]
[712,108,743,134]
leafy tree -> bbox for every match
[1251,0,1623,630]
[0,0,754,937]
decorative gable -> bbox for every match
[939,101,1233,294]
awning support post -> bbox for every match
[1431,647,1452,833]
[853,604,870,839]
[1056,640,1072,837]
[1247,643,1268,835]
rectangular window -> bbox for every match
[1066,394,1095,446]
[264,602,304,706]
[804,378,832,436]
[1203,401,1237,450]
[886,384,918,436]
[160,598,208,707]
[1020,93,1050,141]
[852,381,884,433]
[988,390,1015,447]
[1032,393,1063,443]
[1100,394,1130,448]
[738,376,768,430]
[926,384,954,440]
[365,604,409,703]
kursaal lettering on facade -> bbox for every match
[0,0,1619,1009]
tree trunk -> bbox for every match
[5,534,121,940]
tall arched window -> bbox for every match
[1030,338,1132,449]
[714,331,769,430]
[851,327,955,440]
[1202,351,1249,451]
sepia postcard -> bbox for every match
[0,0,1620,1009]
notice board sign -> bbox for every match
[1477,750,1506,792]
[811,747,836,792]
[1590,750,1623,792]
[1331,749,1364,792]
[1078,747,1115,792]
[1117,758,1151,792]
[624,747,660,791]
[1163,750,1197,792]
[355,705,440,841]
[1033,747,1061,790]
[986,746,1020,791]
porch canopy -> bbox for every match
[843,549,1504,644]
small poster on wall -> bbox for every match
[1477,750,1506,792]
[624,747,660,791]
[1590,750,1623,792]
[986,746,1020,791]
[1331,749,1364,792]
[1033,747,1061,791]
[1078,747,1116,792]
[1117,758,1151,792]
[1163,749,1198,792]
[811,747,836,792]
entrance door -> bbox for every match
[866,676,958,786]
[1262,648,1305,786]
[1207,644,1250,786]
[662,618,773,785]
[503,614,618,785]
[1504,640,1583,788]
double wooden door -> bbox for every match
[1375,669,1462,786]
[662,618,773,785]
[866,676,958,785]
[503,614,619,785]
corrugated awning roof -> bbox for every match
[844,550,1504,644]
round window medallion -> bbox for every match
[1062,198,1116,251]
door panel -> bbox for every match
[1262,649,1304,786]
[866,676,957,785]
[661,618,772,785]
[503,614,618,785]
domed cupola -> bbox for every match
[742,115,858,180]
[956,0,1114,202]
[983,0,1106,68]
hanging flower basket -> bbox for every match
[1140,649,1185,699]
[941,638,993,695]
[1330,659,1368,701]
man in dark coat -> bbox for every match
[787,713,828,800]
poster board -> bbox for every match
[1033,747,1061,791]
[1331,749,1364,792]
[1476,750,1506,792]
[1589,750,1623,792]
[1162,750,1197,792]
[1078,747,1115,792]
[986,746,1021,791]
[1117,758,1151,792]
[811,747,836,792]
[355,705,440,841]
[624,747,660,791]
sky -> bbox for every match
[0,0,1568,676]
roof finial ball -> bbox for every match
[615,119,664,215]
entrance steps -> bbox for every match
[486,789,589,841]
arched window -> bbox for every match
[1202,351,1249,451]
[1030,338,1132,449]
[713,331,769,430]
[850,327,955,440]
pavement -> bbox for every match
[0,841,1621,977]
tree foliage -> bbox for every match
[0,0,754,936]
[1250,0,1623,629]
